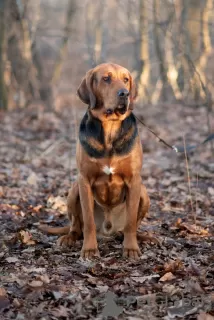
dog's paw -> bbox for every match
[123,245,141,260]
[81,246,100,259]
[57,234,75,247]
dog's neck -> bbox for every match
[79,111,138,158]
[102,120,122,151]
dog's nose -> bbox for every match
[117,88,129,97]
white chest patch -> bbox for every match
[103,166,115,175]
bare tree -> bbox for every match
[51,0,76,85]
[1,0,214,111]
[85,0,108,67]
[136,0,151,101]
[5,0,40,107]
[152,0,169,101]
[0,0,7,109]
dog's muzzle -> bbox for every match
[116,104,128,114]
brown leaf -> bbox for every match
[197,312,214,320]
[159,272,176,282]
[47,195,67,213]
[13,298,21,308]
[164,259,184,273]
[0,288,9,310]
[19,230,36,245]
[175,220,209,235]
[0,288,7,297]
[38,274,50,284]
[33,205,43,212]
[0,186,4,197]
[28,280,43,288]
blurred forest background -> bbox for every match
[1,0,214,114]
[1,2,214,318]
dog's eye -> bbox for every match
[103,76,110,82]
[124,77,129,83]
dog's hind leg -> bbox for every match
[57,182,83,247]
[137,183,150,225]
[136,184,160,244]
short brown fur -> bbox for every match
[40,63,150,259]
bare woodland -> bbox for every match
[0,1,214,319]
[0,0,214,109]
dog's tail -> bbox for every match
[39,224,70,235]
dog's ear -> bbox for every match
[129,73,138,110]
[77,69,96,109]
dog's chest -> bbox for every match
[79,112,138,158]
[93,165,126,207]
[102,165,115,175]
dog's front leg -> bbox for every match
[78,175,100,258]
[123,175,141,259]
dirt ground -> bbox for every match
[0,103,214,320]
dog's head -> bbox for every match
[77,63,137,119]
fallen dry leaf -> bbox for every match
[187,279,204,293]
[27,172,39,187]
[33,205,43,212]
[38,274,50,284]
[5,257,19,263]
[208,187,214,196]
[1,101,213,319]
[0,287,10,310]
[0,287,7,297]
[47,195,67,213]
[52,291,63,300]
[28,280,44,288]
[51,305,69,317]
[131,275,160,283]
[13,298,21,308]
[159,272,176,282]
[175,220,209,235]
[0,186,4,197]
[164,259,184,273]
[168,303,199,318]
[19,230,36,245]
[198,312,214,320]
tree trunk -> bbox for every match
[0,0,8,109]
[137,0,150,101]
[85,1,96,67]
[95,0,108,64]
[51,0,75,85]
[153,0,168,101]
[6,0,40,107]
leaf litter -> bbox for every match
[0,104,214,319]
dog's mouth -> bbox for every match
[116,104,127,115]
[105,104,128,116]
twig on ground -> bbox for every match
[195,172,199,217]
[183,135,196,224]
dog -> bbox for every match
[40,63,150,259]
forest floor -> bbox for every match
[0,102,214,320]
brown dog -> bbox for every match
[40,63,150,259]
